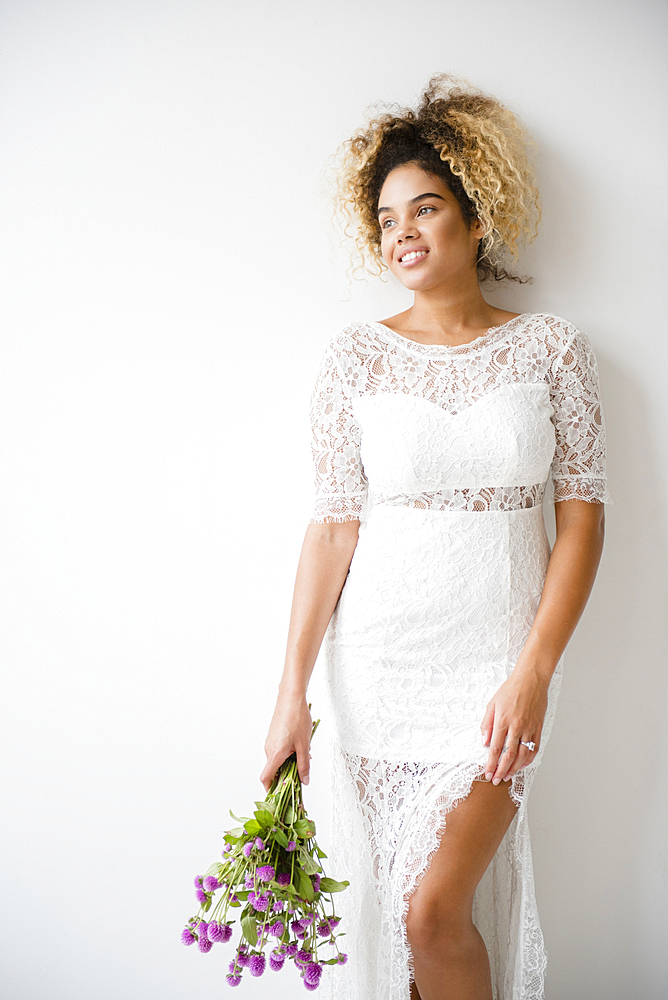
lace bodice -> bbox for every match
[309,312,611,523]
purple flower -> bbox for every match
[254,837,265,851]
[276,872,291,887]
[249,953,266,977]
[193,875,203,889]
[195,888,208,905]
[197,925,213,953]
[208,922,233,943]
[242,842,253,858]
[329,918,340,930]
[337,952,348,965]
[305,962,323,986]
[269,920,284,937]
[286,840,297,852]
[244,875,255,889]
[222,842,232,854]
[291,918,307,939]
[203,876,221,892]
[316,920,330,937]
[303,983,319,992]
[296,949,312,965]
[252,892,271,912]
[181,928,196,946]
[285,942,298,957]
[229,893,240,904]
[257,864,275,882]
[269,949,285,971]
[236,950,250,968]
[301,913,314,926]
[225,973,242,987]
[312,874,321,892]
[273,900,285,912]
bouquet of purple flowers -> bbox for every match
[182,715,349,990]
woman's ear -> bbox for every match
[471,216,486,239]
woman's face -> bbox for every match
[377,162,483,291]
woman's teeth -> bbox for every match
[400,250,428,262]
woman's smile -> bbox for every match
[397,247,430,266]
[377,162,483,288]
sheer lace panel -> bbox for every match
[309,344,368,524]
[548,324,613,504]
[373,483,545,512]
[309,313,612,524]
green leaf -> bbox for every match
[284,805,295,825]
[255,799,276,815]
[293,818,316,839]
[229,810,251,824]
[319,877,350,893]
[225,827,244,839]
[241,913,258,947]
[298,849,320,875]
[244,819,261,836]
[254,809,274,829]
[202,896,212,912]
[272,828,289,849]
[234,890,249,901]
[315,845,328,859]
[296,868,314,902]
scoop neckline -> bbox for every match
[366,313,532,354]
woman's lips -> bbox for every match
[398,249,429,267]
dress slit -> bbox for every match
[324,738,549,1000]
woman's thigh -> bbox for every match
[405,778,519,935]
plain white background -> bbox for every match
[1,1,666,998]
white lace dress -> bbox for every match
[309,313,611,1000]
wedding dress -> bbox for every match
[309,313,611,1000]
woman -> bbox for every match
[260,75,611,1000]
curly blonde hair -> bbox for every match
[334,74,541,283]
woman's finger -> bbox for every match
[491,732,522,784]
[484,723,510,780]
[259,749,290,792]
[503,744,531,780]
[296,743,311,785]
[480,701,495,747]
[259,756,279,792]
[504,737,540,780]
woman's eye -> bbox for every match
[418,205,434,216]
[381,218,395,229]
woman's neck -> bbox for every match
[381,285,519,348]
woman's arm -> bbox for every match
[259,519,361,792]
[481,498,605,784]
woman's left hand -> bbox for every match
[480,669,550,784]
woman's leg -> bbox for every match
[405,777,519,1000]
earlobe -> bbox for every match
[472,217,486,238]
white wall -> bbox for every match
[0,2,666,998]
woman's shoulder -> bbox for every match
[320,319,384,360]
[518,312,595,355]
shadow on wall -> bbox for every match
[487,139,613,314]
[532,352,668,993]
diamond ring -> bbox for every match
[520,740,536,751]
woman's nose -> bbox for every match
[396,224,419,243]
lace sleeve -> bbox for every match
[550,324,613,504]
[309,342,368,524]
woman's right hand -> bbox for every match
[259,693,313,793]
